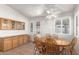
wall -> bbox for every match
[29,11,74,40]
[0,5,29,37]
[74,5,79,38]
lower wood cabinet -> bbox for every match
[3,37,13,51]
[0,39,4,51]
[0,34,30,51]
[23,35,29,43]
[18,35,24,45]
[12,36,19,48]
[23,36,27,43]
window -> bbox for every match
[55,20,61,33]
[55,17,70,34]
[76,16,78,36]
[36,21,40,34]
[30,23,33,32]
[62,19,69,34]
[36,22,40,28]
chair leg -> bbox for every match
[34,49,36,55]
[70,50,72,55]
[70,48,75,55]
[34,47,37,55]
[59,48,71,55]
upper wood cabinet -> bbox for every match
[0,18,12,30]
[11,20,16,30]
[16,21,21,30]
[21,22,25,30]
[0,18,25,30]
[16,21,25,30]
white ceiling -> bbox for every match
[8,4,75,17]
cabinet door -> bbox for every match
[7,20,12,30]
[12,37,19,48]
[0,39,4,51]
[3,38,13,51]
[18,35,24,45]
[1,19,12,30]
[16,21,21,30]
[15,21,25,30]
[23,35,28,43]
[1,19,8,30]
[11,21,16,30]
[21,22,25,30]
[0,19,2,29]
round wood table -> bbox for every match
[55,39,69,45]
[39,37,70,54]
[55,39,70,54]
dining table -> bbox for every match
[55,39,69,45]
[41,37,70,45]
[55,39,70,53]
[40,37,70,54]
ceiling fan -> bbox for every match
[45,5,61,19]
[45,10,60,19]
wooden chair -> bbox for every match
[45,34,52,39]
[45,38,57,45]
[33,37,44,55]
[52,34,58,39]
[45,39,60,55]
[60,37,77,55]
[45,44,59,55]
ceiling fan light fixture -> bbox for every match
[51,14,57,18]
[46,14,57,19]
[46,10,50,14]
